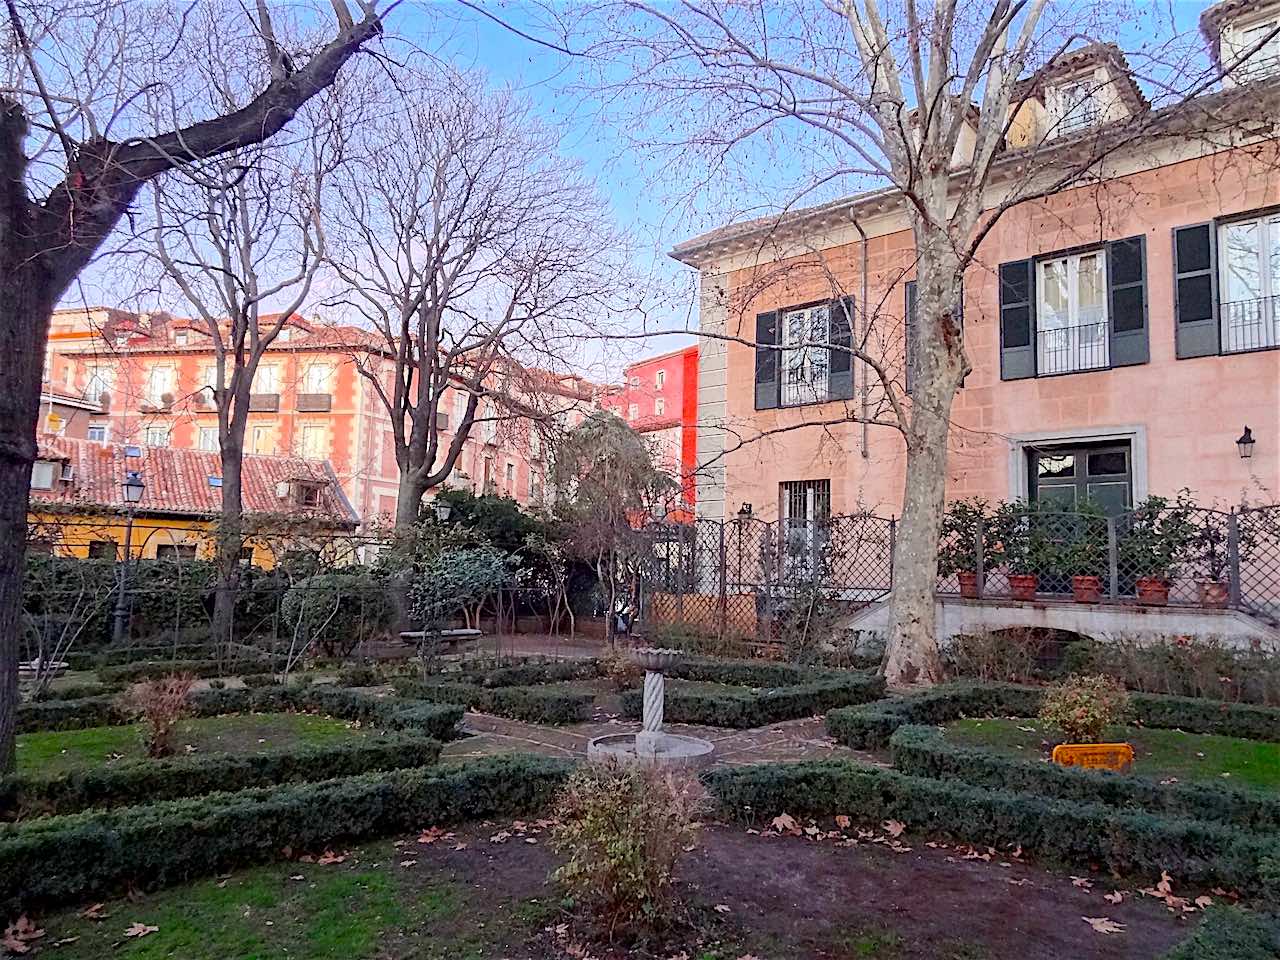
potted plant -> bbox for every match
[1048,502,1106,603]
[1118,492,1197,606]
[938,497,995,599]
[994,501,1049,601]
[1040,674,1133,771]
[1181,505,1252,609]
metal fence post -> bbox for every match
[888,517,897,590]
[1227,510,1242,608]
[1106,518,1119,600]
[974,516,985,599]
[717,520,728,640]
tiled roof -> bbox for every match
[32,435,359,526]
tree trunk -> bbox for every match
[212,448,245,659]
[0,103,56,771]
[883,240,965,688]
[394,472,428,531]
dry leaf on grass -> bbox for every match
[713,904,731,914]
[770,813,800,835]
[834,815,851,829]
[80,903,108,921]
[316,850,346,865]
[1104,891,1124,904]
[123,922,159,939]
[1083,917,1125,935]
[882,819,906,838]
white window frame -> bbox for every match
[86,422,109,443]
[253,364,280,394]
[174,329,189,346]
[654,397,666,417]
[655,369,666,389]
[628,403,638,421]
[84,365,114,404]
[303,362,332,394]
[251,425,275,455]
[144,426,171,447]
[1052,78,1101,136]
[780,303,831,407]
[1217,212,1280,353]
[146,365,176,406]
[197,425,219,452]
[299,424,327,459]
[1234,19,1280,82]
[1035,251,1110,375]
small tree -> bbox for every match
[552,413,678,644]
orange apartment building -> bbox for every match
[674,8,1280,529]
[598,344,700,519]
[44,309,596,524]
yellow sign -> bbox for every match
[1051,743,1135,773]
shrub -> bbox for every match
[280,572,396,658]
[669,656,821,687]
[25,681,122,702]
[0,733,442,820]
[0,754,572,913]
[551,763,702,934]
[207,679,226,690]
[1040,674,1130,743]
[702,761,1280,896]
[890,724,1280,833]
[99,658,269,683]
[461,658,600,688]
[391,678,593,725]
[16,695,128,734]
[337,664,382,687]
[944,629,1043,684]
[241,672,281,688]
[599,650,642,691]
[622,673,885,729]
[121,674,195,758]
[1161,906,1280,960]
[407,546,513,629]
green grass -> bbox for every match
[15,713,364,775]
[35,849,533,960]
[945,717,1280,791]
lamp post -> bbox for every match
[111,471,145,643]
[433,498,452,522]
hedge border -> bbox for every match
[1160,906,1280,960]
[702,760,1280,896]
[460,658,602,689]
[391,678,594,725]
[826,682,1280,751]
[890,724,1280,833]
[0,754,572,913]
[621,672,886,729]
[0,733,442,821]
[98,658,274,683]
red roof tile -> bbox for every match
[32,435,359,526]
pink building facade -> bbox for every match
[674,39,1280,529]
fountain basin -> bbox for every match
[587,732,715,770]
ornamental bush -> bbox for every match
[621,673,885,729]
[391,678,593,725]
[280,571,396,658]
[121,673,196,758]
[1040,674,1130,743]
[551,763,702,935]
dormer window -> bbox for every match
[295,482,322,508]
[174,329,189,346]
[1052,79,1101,136]
[1237,19,1280,81]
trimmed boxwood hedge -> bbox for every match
[0,754,572,913]
[1161,906,1280,960]
[26,681,124,702]
[890,724,1280,833]
[98,658,274,683]
[461,658,601,689]
[827,682,1280,751]
[189,686,463,740]
[667,656,823,687]
[391,678,593,725]
[621,673,886,729]
[702,760,1280,896]
[0,733,442,821]
[16,695,128,734]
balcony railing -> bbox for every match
[1037,318,1108,375]
[248,392,280,412]
[296,392,332,413]
[1222,296,1280,353]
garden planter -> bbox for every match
[1051,742,1135,772]
[1071,575,1102,603]
[957,571,980,599]
[1008,574,1038,601]
[1198,579,1229,609]
[1135,577,1169,606]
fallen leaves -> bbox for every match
[1082,917,1125,935]
[123,922,159,939]
[2,916,45,954]
[713,904,732,914]
[316,850,347,865]
[79,903,108,921]
[881,820,906,839]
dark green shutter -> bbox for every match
[1173,223,1219,359]
[828,296,854,400]
[999,259,1035,380]
[904,281,918,394]
[1107,236,1149,366]
[754,310,779,410]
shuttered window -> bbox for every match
[754,298,854,409]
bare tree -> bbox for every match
[0,0,385,771]
[149,49,349,652]
[325,65,624,529]
[572,0,1278,685]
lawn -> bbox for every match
[944,717,1280,791]
[15,713,366,776]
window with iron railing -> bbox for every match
[781,304,832,406]
[1036,251,1109,374]
[1052,80,1101,136]
[1218,214,1280,353]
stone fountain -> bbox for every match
[587,647,715,768]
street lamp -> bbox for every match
[433,499,452,522]
[112,471,145,643]
[1237,426,1255,459]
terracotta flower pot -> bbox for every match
[1008,573,1038,601]
[1071,575,1102,603]
[1198,579,1229,609]
[1135,576,1169,606]
[957,571,980,599]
